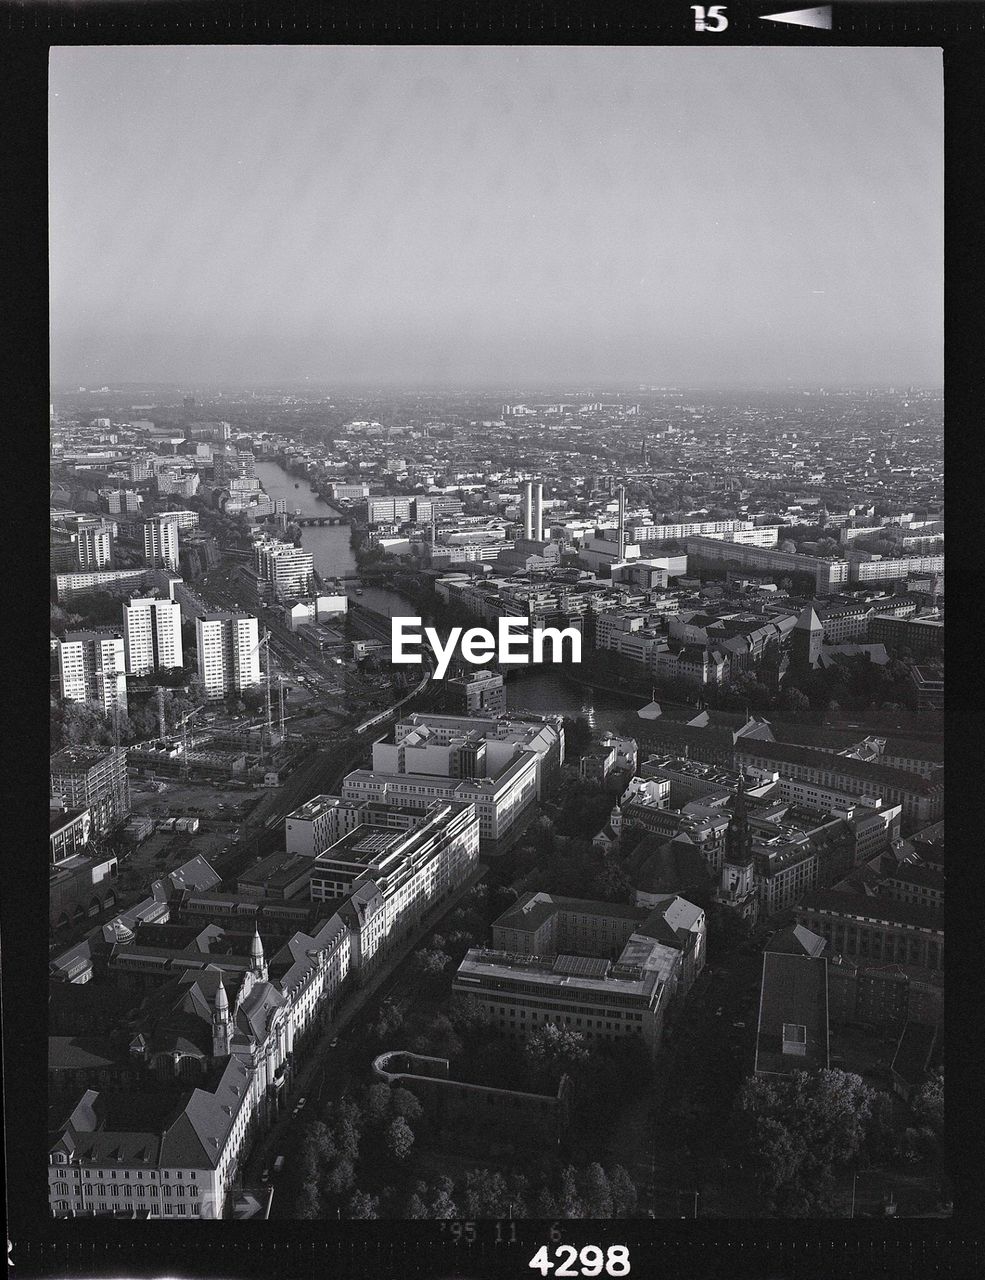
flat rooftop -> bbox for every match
[317,825,405,866]
[455,948,662,1001]
[755,951,829,1077]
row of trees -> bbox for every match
[288,1077,642,1219]
[731,1066,944,1216]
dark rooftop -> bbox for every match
[755,951,829,1077]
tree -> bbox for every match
[450,995,492,1037]
[534,1186,560,1217]
[389,1087,423,1124]
[429,1176,458,1219]
[365,1083,394,1126]
[403,1192,428,1218]
[912,1072,943,1132]
[462,1168,510,1218]
[524,1023,589,1084]
[322,1155,356,1199]
[414,947,451,976]
[385,1115,415,1162]
[609,1165,638,1218]
[733,1069,877,1212]
[580,1163,613,1217]
[560,1166,585,1218]
[778,687,812,723]
[335,1118,361,1163]
[347,1190,379,1219]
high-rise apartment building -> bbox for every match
[195,613,260,700]
[50,746,131,835]
[71,519,115,570]
[58,631,128,715]
[143,516,180,570]
[254,539,315,601]
[122,597,184,675]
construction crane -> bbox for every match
[170,703,204,777]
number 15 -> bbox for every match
[692,5,728,31]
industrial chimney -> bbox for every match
[533,481,544,542]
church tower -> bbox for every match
[212,972,232,1058]
[790,604,824,671]
[718,776,758,921]
[249,927,267,982]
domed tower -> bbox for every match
[249,927,267,982]
[212,972,232,1058]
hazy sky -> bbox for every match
[49,46,943,388]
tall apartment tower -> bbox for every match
[523,481,534,540]
[195,612,260,700]
[617,485,627,561]
[254,539,316,601]
[143,515,180,570]
[73,519,115,570]
[58,631,128,715]
[123,596,184,675]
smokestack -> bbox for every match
[533,481,544,542]
[617,485,626,561]
[523,481,534,541]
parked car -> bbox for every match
[272,1156,285,1175]
[261,1168,270,1183]
[732,1021,746,1029]
[715,1007,724,1017]
[329,1038,339,1048]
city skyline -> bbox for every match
[50,45,942,389]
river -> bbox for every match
[504,670,645,734]
[255,460,645,731]
[254,459,409,618]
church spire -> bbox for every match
[212,971,231,1057]
[250,927,267,980]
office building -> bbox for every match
[794,889,942,970]
[309,800,480,974]
[58,631,128,716]
[143,516,180,571]
[195,614,260,700]
[50,747,131,835]
[123,597,184,676]
[733,739,943,827]
[868,612,944,659]
[685,537,850,595]
[444,670,505,716]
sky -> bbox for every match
[49,46,943,389]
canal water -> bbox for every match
[504,670,644,734]
[255,460,644,731]
[254,459,408,618]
